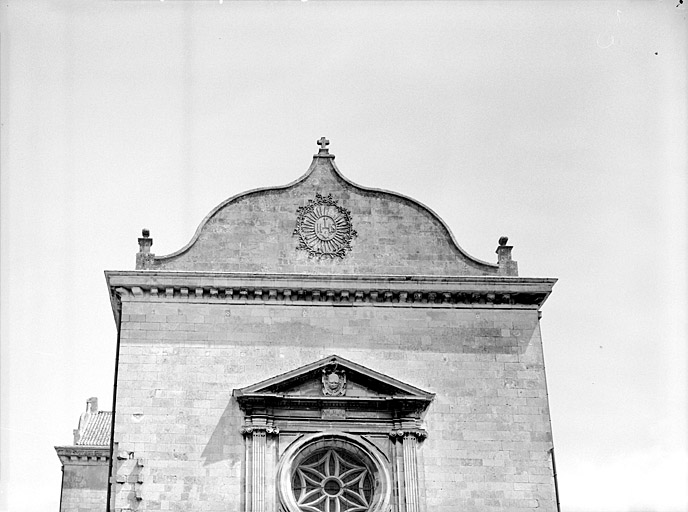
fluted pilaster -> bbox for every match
[390,429,427,512]
[241,425,279,512]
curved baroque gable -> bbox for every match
[140,146,509,276]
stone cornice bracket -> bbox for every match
[136,229,155,270]
[107,286,130,327]
[496,236,518,276]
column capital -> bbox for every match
[388,429,428,441]
[240,425,280,436]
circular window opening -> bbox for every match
[279,433,391,512]
[291,448,374,511]
[323,478,342,497]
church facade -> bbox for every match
[67,139,558,511]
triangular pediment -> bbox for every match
[234,354,434,403]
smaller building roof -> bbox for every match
[76,411,111,446]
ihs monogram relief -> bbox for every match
[294,193,357,259]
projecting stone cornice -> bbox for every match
[55,445,110,465]
[105,271,555,323]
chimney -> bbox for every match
[73,397,98,444]
[87,397,98,414]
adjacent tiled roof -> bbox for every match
[77,411,112,446]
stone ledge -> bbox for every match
[106,271,553,289]
[114,286,544,305]
[55,445,110,465]
[106,272,555,323]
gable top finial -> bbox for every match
[316,136,330,155]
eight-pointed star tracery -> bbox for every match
[292,449,373,512]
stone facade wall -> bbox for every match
[112,298,555,512]
[60,463,109,512]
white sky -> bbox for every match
[1,1,686,511]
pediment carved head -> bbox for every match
[321,366,346,396]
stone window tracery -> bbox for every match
[292,448,373,512]
[278,433,391,512]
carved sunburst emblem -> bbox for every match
[294,194,357,259]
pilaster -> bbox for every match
[389,429,427,512]
[241,422,280,512]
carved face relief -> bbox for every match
[294,193,357,259]
[322,369,346,396]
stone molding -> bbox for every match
[106,271,555,322]
[114,285,539,306]
[55,445,110,465]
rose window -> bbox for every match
[292,449,374,512]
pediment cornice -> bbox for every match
[234,354,435,419]
[236,354,434,397]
